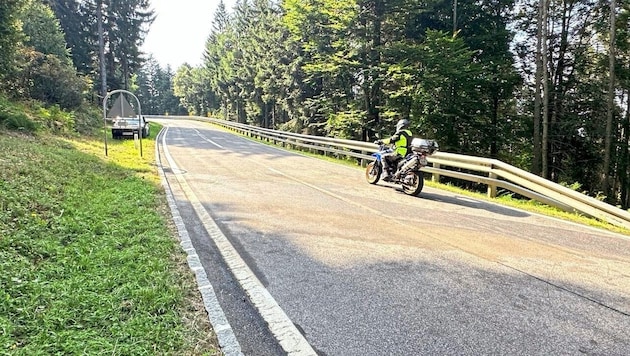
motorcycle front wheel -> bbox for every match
[402,171,424,196]
[365,161,381,184]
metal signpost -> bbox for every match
[102,90,143,157]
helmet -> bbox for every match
[396,119,409,132]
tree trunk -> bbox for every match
[491,95,499,158]
[603,0,616,199]
[453,0,458,33]
[548,0,571,183]
[97,0,106,98]
[123,58,129,90]
[367,0,383,129]
[620,93,629,209]
[532,0,544,175]
[541,0,550,179]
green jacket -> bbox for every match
[384,129,412,156]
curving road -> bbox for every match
[154,118,630,356]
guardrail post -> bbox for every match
[432,163,441,183]
[488,168,498,198]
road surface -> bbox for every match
[154,118,630,356]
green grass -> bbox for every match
[0,125,220,355]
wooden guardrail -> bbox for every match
[147,115,630,230]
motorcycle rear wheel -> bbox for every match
[402,171,424,196]
[365,162,381,184]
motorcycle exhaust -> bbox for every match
[395,156,420,178]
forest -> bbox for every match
[176,0,630,210]
[1,0,629,209]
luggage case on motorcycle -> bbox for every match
[411,138,438,154]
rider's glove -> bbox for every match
[374,140,383,145]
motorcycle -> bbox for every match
[365,138,438,196]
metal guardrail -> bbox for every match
[147,115,630,230]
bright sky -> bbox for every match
[141,0,236,70]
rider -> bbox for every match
[377,118,412,181]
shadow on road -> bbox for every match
[188,199,630,356]
[419,191,531,218]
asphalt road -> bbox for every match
[154,118,630,356]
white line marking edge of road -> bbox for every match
[158,127,317,356]
[157,127,243,356]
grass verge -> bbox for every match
[0,125,220,355]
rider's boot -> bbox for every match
[381,160,391,181]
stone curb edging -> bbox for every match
[156,127,243,356]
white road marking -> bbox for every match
[158,127,243,356]
[194,128,224,148]
[160,128,316,356]
[267,167,387,217]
